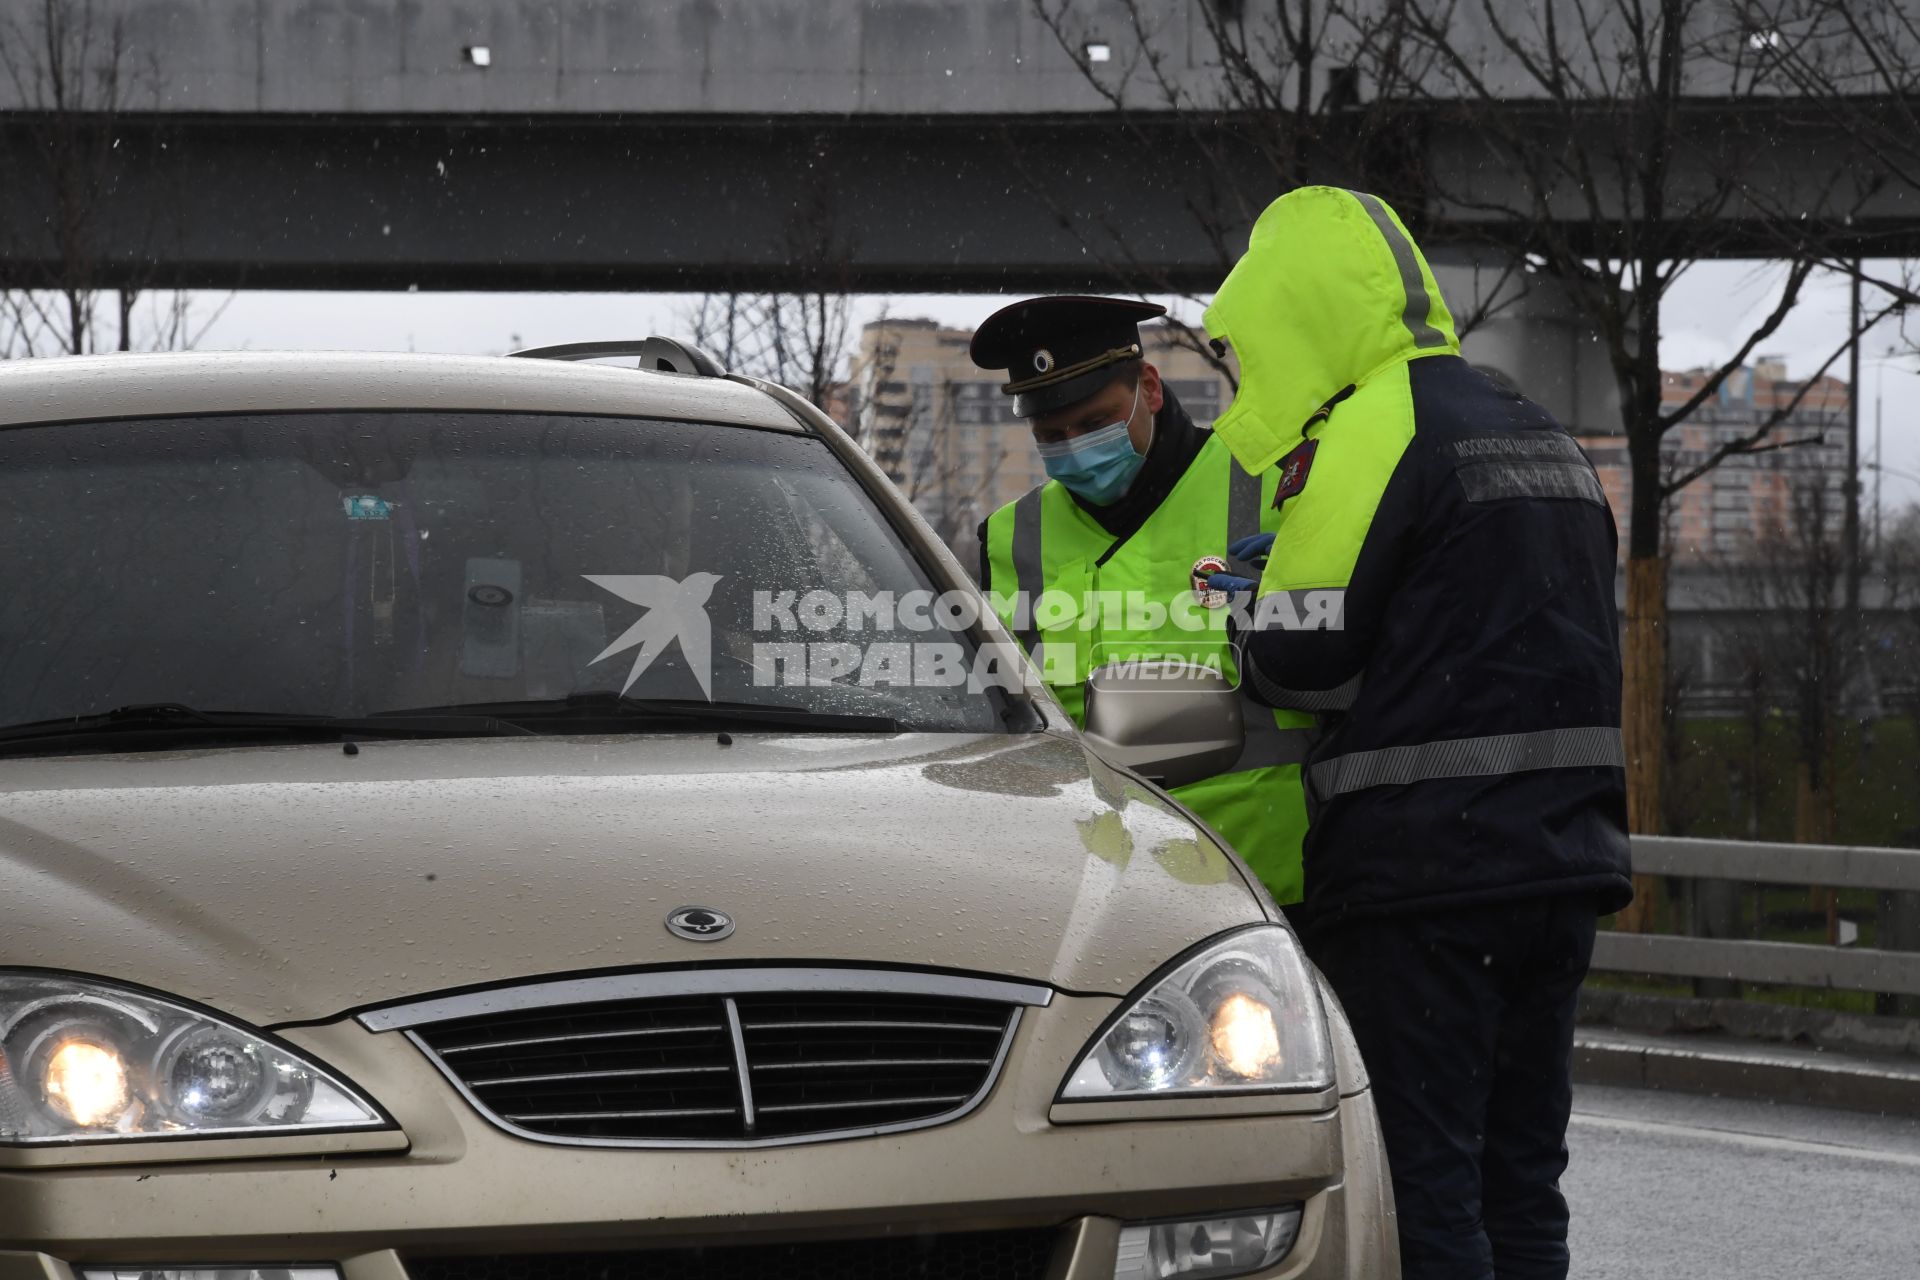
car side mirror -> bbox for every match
[1080,659,1245,790]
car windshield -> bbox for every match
[0,410,1017,741]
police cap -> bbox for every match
[969,295,1168,418]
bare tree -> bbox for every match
[1728,0,1920,350]
[684,287,853,409]
[1728,2,1918,195]
[1025,0,1434,379]
[1876,506,1920,806]
[902,378,1012,558]
[1868,504,1920,1010]
[1715,475,1873,941]
[680,172,856,407]
[0,0,224,357]
[845,321,910,476]
[847,322,1009,566]
[1026,0,1557,387]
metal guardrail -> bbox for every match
[1628,836,1920,892]
[1591,836,1920,998]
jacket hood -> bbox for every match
[1204,186,1461,473]
[0,732,1268,1027]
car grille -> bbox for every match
[406,1228,1060,1280]
[409,987,1023,1146]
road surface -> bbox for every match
[1567,1084,1920,1277]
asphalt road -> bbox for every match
[1566,1084,1920,1278]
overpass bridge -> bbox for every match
[0,0,1911,294]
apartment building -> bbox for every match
[1584,358,1850,559]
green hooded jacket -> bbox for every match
[1204,186,1460,600]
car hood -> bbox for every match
[0,732,1268,1027]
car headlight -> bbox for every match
[0,972,386,1143]
[1060,926,1332,1098]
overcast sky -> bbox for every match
[175,258,1920,520]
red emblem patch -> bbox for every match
[1273,438,1319,508]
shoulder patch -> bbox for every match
[1450,431,1587,463]
[1272,438,1319,508]
[1450,431,1606,507]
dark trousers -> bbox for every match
[1306,894,1597,1280]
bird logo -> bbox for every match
[582,572,723,700]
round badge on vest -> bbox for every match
[1191,554,1229,608]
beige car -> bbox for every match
[0,343,1395,1280]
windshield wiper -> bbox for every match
[376,692,900,734]
[0,702,538,757]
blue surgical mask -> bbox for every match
[1036,384,1148,505]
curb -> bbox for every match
[1577,986,1920,1060]
[1574,1028,1920,1117]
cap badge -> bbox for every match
[1032,349,1055,374]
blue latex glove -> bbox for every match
[1207,571,1259,596]
[1227,531,1275,564]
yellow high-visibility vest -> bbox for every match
[984,432,1312,904]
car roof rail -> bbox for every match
[508,337,727,377]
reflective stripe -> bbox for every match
[1009,486,1045,657]
[1227,454,1262,543]
[1350,191,1449,351]
[1310,726,1625,801]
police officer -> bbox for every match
[970,295,1312,905]
[1201,189,1633,1279]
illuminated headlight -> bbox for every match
[1061,926,1331,1098]
[1114,1207,1304,1279]
[0,972,386,1144]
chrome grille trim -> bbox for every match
[466,1064,733,1087]
[505,1106,738,1122]
[384,968,1043,1150]
[723,996,757,1134]
[438,1024,725,1055]
[757,1094,973,1115]
[742,1018,1004,1033]
[359,966,1052,1032]
[752,1057,994,1071]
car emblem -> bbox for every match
[666,905,735,942]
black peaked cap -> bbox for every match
[969,295,1167,417]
